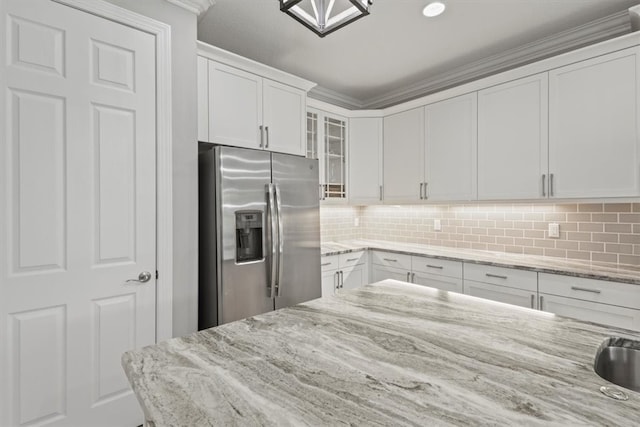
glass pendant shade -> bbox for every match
[280,0,372,37]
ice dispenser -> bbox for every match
[235,211,263,263]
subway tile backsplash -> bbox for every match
[320,203,640,266]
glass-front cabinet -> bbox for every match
[307,109,347,202]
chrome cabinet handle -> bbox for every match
[542,174,546,197]
[539,295,544,311]
[259,125,264,148]
[126,271,152,283]
[571,286,601,294]
[530,294,535,309]
[265,126,270,148]
[379,185,383,201]
[419,182,424,200]
[321,262,332,266]
[424,182,429,200]
[334,271,339,291]
[427,265,443,269]
[339,271,344,288]
[550,173,554,196]
[486,273,508,279]
[346,258,359,262]
[406,272,410,282]
[383,258,398,262]
[411,273,415,283]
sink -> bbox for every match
[594,337,640,393]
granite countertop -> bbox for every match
[321,239,640,285]
[123,280,640,426]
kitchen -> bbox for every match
[2,0,640,425]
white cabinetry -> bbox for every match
[463,264,538,309]
[349,117,383,204]
[478,73,548,200]
[197,43,314,156]
[321,251,368,296]
[383,108,424,203]
[424,93,477,201]
[548,47,640,198]
[539,273,640,330]
[308,109,348,202]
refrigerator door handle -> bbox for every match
[274,184,285,297]
[266,184,278,298]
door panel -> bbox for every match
[1,1,157,425]
[273,154,321,309]
[465,281,537,310]
[413,273,463,293]
[217,146,273,324]
[263,79,305,155]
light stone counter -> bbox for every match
[321,239,640,285]
[123,280,640,426]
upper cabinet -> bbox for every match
[383,108,424,204]
[308,108,348,202]
[197,42,315,156]
[548,47,640,198]
[424,93,477,201]
[478,73,548,200]
[349,117,383,205]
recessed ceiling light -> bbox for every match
[423,2,446,18]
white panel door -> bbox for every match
[349,117,383,204]
[1,1,157,426]
[321,270,338,297]
[424,93,477,201]
[263,79,305,155]
[539,294,640,331]
[340,264,366,291]
[209,61,262,149]
[478,73,549,200]
[383,108,424,204]
[549,47,640,198]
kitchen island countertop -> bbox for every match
[122,280,640,426]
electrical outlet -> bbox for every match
[434,219,442,231]
[548,223,560,238]
[354,217,359,227]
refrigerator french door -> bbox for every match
[199,145,321,329]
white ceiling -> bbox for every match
[198,0,639,108]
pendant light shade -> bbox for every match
[280,0,372,37]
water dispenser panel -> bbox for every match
[235,211,263,263]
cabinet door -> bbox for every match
[465,281,537,310]
[209,61,262,149]
[424,94,477,201]
[412,272,463,293]
[549,47,640,198]
[539,293,640,331]
[321,113,348,201]
[478,73,549,200]
[321,270,338,297]
[263,79,305,156]
[197,56,209,142]
[371,264,410,283]
[383,108,424,203]
[341,264,366,291]
[349,117,383,204]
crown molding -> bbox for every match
[165,0,215,15]
[311,10,634,110]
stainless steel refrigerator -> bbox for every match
[199,145,321,329]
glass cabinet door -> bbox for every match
[323,116,346,199]
[306,111,318,159]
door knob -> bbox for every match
[126,271,152,283]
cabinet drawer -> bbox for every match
[320,255,339,272]
[370,251,412,271]
[538,273,640,310]
[464,263,537,292]
[371,264,411,283]
[465,281,538,310]
[411,256,463,278]
[412,272,463,293]
[339,251,366,267]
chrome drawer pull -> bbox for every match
[427,265,444,269]
[486,273,508,279]
[346,258,359,262]
[321,262,332,267]
[383,258,398,262]
[571,286,601,294]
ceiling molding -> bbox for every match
[310,10,634,110]
[164,0,215,15]
[631,5,640,31]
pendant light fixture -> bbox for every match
[280,0,373,38]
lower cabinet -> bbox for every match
[321,251,368,297]
[465,281,537,309]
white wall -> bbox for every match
[104,0,199,337]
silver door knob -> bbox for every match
[126,271,152,283]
